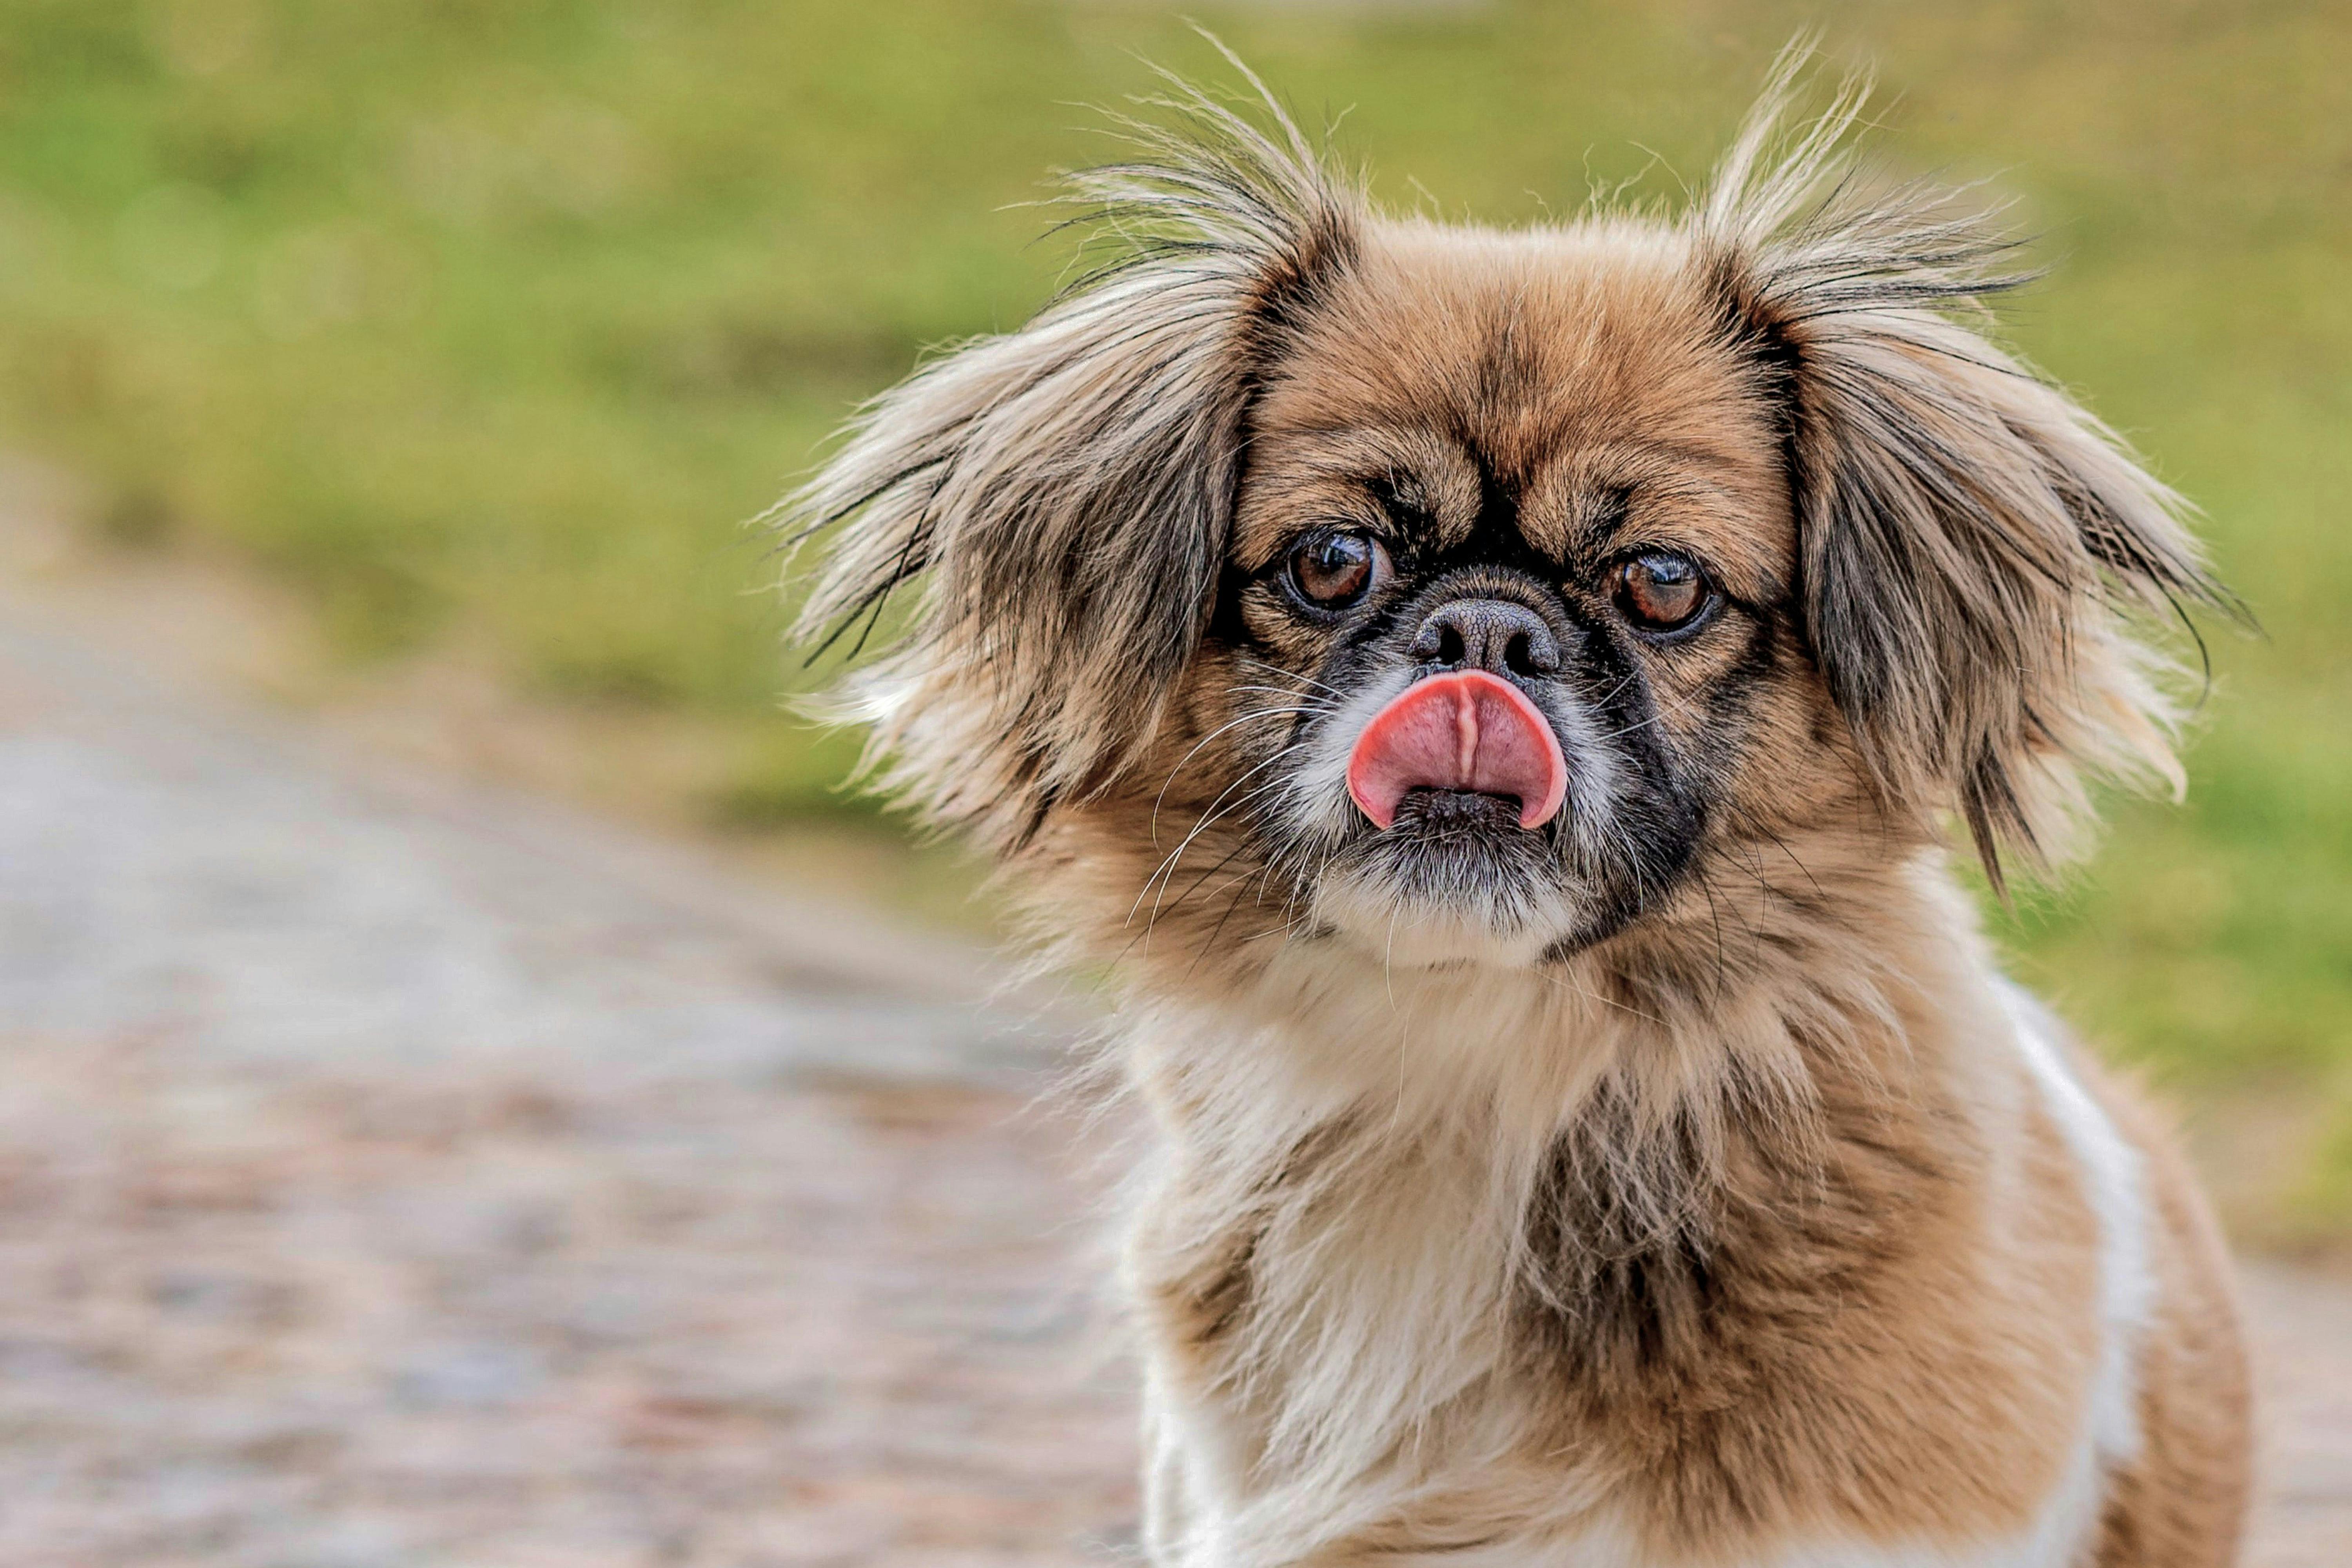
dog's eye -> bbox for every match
[1613,551,1711,633]
[1286,531,1390,612]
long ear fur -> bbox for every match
[779,67,1361,848]
[1695,50,2236,885]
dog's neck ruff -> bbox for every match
[1116,857,2151,1568]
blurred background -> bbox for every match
[0,2,2344,1564]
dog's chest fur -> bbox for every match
[1121,930,2115,1566]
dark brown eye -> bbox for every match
[1613,550,1711,633]
[1286,531,1390,611]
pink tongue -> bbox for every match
[1346,670,1567,831]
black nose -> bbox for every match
[1410,599,1561,679]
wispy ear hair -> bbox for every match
[1695,43,2240,886]
[777,53,1361,846]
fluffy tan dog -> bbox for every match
[784,52,2250,1568]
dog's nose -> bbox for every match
[1410,599,1561,679]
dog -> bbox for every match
[782,50,2251,1568]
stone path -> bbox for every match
[0,594,2341,1566]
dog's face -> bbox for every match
[1209,230,1816,964]
[791,88,2222,983]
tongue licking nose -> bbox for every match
[1346,670,1567,831]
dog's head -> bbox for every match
[787,62,2227,982]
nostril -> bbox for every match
[1512,623,1561,677]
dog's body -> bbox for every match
[786,56,2250,1566]
[1115,891,2245,1565]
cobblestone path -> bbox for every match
[0,598,2341,1566]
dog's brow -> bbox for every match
[1366,472,1437,529]
[1555,485,1635,563]
[1539,437,1761,562]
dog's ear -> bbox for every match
[781,77,1359,846]
[1699,57,2235,885]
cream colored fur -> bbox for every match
[1123,864,2142,1565]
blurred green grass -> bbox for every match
[0,1,2345,1230]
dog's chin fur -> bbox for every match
[786,47,2252,1568]
[1310,814,1583,970]
[1314,887,1558,971]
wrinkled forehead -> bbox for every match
[1236,220,1795,595]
